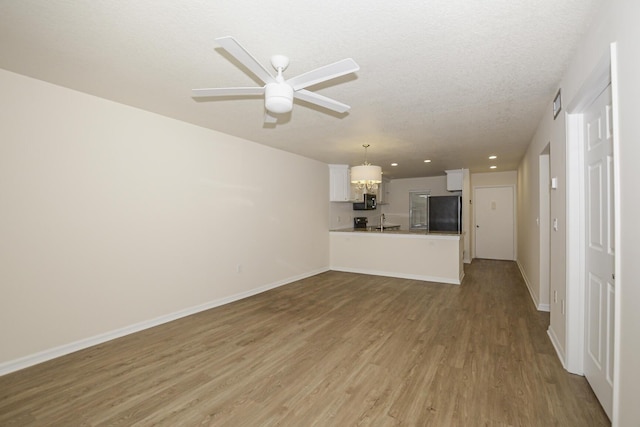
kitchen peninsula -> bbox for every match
[330,229,464,285]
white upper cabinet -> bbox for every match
[329,164,351,201]
[445,169,464,191]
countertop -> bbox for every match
[330,227,463,236]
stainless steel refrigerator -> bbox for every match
[428,195,462,232]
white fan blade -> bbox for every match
[287,58,359,91]
[264,111,278,124]
[294,89,350,113]
[215,36,275,84]
[192,87,265,97]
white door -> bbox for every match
[584,84,614,419]
[474,186,514,260]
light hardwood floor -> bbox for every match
[0,260,609,426]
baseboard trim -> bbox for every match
[517,260,551,312]
[0,267,329,377]
[330,267,461,285]
[516,259,538,307]
[547,325,567,369]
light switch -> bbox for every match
[551,177,558,189]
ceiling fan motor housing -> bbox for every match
[265,82,294,113]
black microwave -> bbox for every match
[353,194,377,210]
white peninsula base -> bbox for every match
[330,231,464,285]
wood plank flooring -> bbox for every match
[0,260,609,426]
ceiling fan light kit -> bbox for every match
[192,36,359,123]
[264,82,293,113]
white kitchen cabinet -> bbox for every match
[329,164,351,201]
[445,169,464,191]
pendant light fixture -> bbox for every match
[351,144,382,192]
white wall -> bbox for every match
[517,0,640,423]
[328,201,356,230]
[518,0,611,387]
[0,69,330,371]
[385,175,452,230]
[471,171,517,187]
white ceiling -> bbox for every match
[0,0,600,179]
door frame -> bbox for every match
[539,146,551,312]
[472,184,516,260]
[565,43,620,416]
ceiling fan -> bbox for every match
[192,36,360,123]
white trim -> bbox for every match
[0,267,329,376]
[330,267,462,285]
[517,260,550,312]
[565,47,613,376]
[539,148,551,311]
[565,108,586,375]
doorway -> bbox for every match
[539,146,551,313]
[474,186,515,260]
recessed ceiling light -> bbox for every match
[490,165,497,169]
[391,163,398,166]
[489,155,497,160]
[424,159,431,163]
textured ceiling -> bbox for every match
[0,0,600,178]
